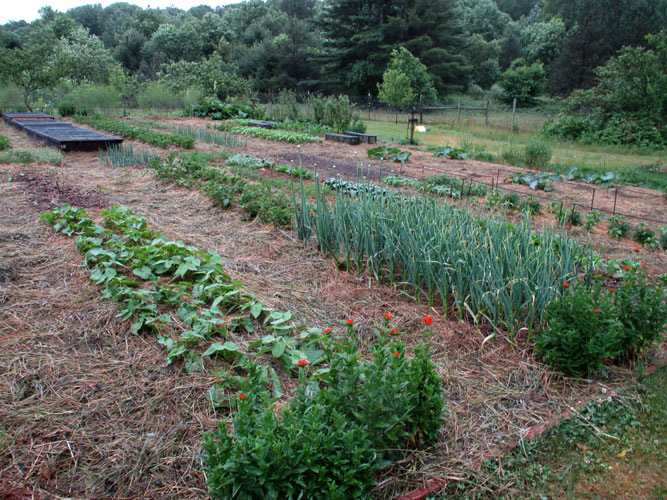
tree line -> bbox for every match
[0,0,665,110]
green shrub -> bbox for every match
[584,210,601,231]
[203,334,444,499]
[660,227,667,250]
[501,192,520,209]
[497,58,547,106]
[613,268,667,358]
[633,223,655,244]
[537,282,623,376]
[520,197,541,215]
[501,147,524,166]
[608,215,631,238]
[57,99,78,117]
[0,134,10,151]
[523,138,552,169]
[137,82,183,110]
[190,97,254,120]
[565,207,582,226]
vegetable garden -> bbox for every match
[0,111,665,500]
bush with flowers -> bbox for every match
[202,317,444,499]
[537,266,667,376]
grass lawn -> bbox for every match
[438,366,667,499]
[364,118,667,192]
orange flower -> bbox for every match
[563,282,569,287]
[383,313,392,320]
[624,266,631,271]
[633,248,641,252]
[641,264,647,269]
[422,316,433,326]
[389,329,399,334]
[298,359,308,367]
[594,309,600,313]
[393,352,400,356]
[347,319,354,325]
[322,328,332,334]
[239,394,246,399]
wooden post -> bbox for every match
[409,107,416,145]
[456,98,461,124]
[419,95,423,124]
[590,188,596,210]
[511,98,517,132]
[485,99,490,126]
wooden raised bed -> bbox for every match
[2,113,122,151]
[325,133,361,145]
[343,131,377,144]
[247,120,276,129]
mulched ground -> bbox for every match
[0,117,665,500]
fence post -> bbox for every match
[485,99,490,126]
[419,95,423,124]
[511,98,517,132]
[457,98,461,124]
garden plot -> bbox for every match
[0,117,665,499]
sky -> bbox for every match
[0,0,240,25]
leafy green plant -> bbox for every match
[505,171,562,191]
[434,146,468,160]
[228,126,322,144]
[584,210,602,231]
[189,97,254,120]
[203,329,444,500]
[57,99,78,117]
[633,223,655,245]
[608,215,631,239]
[520,197,541,215]
[566,166,620,187]
[613,267,667,358]
[367,146,411,163]
[0,135,11,151]
[537,281,623,376]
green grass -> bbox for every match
[0,148,63,166]
[439,366,667,499]
[364,118,667,191]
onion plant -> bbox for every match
[294,177,593,339]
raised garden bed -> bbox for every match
[343,131,377,144]
[325,132,361,145]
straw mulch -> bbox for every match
[0,123,663,499]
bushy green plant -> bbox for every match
[501,192,520,209]
[57,99,78,117]
[0,134,10,151]
[633,223,655,244]
[613,268,667,358]
[608,215,631,238]
[190,97,254,120]
[520,197,541,215]
[498,58,547,106]
[523,138,552,169]
[659,227,667,250]
[537,282,623,376]
[584,210,602,231]
[203,332,444,500]
[564,207,582,226]
[501,147,524,166]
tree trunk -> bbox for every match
[23,88,33,112]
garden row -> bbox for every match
[74,115,195,149]
[42,202,446,499]
[41,203,321,372]
[293,176,667,375]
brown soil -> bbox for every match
[0,117,665,499]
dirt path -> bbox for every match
[0,118,664,499]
